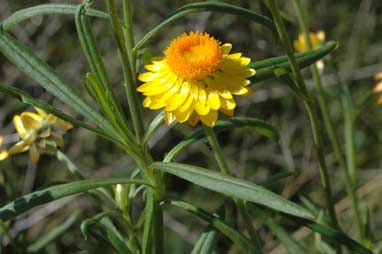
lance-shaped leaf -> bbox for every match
[0,30,121,142]
[288,216,372,254]
[167,200,260,254]
[250,42,338,83]
[0,179,151,222]
[152,162,313,220]
[2,4,108,31]
[250,206,307,254]
[191,230,218,254]
[133,2,276,53]
[164,117,279,162]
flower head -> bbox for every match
[293,31,325,53]
[0,108,73,163]
[373,72,382,104]
[137,32,255,127]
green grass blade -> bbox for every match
[168,200,260,254]
[143,111,165,147]
[152,162,313,220]
[191,230,218,254]
[250,41,338,83]
[164,117,279,162]
[0,179,152,222]
[142,192,155,254]
[1,4,108,31]
[27,211,82,252]
[251,206,306,254]
[133,2,275,53]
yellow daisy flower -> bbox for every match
[373,72,382,104]
[137,32,256,127]
[293,30,325,53]
[0,108,73,163]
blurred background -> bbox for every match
[0,0,381,253]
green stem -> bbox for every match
[122,0,136,77]
[266,0,341,246]
[203,125,263,253]
[105,0,144,141]
[292,0,363,240]
[343,88,363,238]
[153,203,164,254]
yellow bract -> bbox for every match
[0,108,73,163]
[137,32,256,127]
[293,31,325,53]
[373,72,382,104]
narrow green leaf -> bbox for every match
[0,84,112,139]
[0,179,152,222]
[81,211,116,240]
[105,225,133,254]
[191,230,218,254]
[143,111,165,147]
[152,162,313,220]
[1,4,108,31]
[288,216,373,254]
[250,42,338,83]
[75,4,132,141]
[28,211,81,252]
[142,192,155,254]
[164,117,279,162]
[250,206,306,254]
[133,2,276,53]
[0,30,119,141]
[167,200,260,254]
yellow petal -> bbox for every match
[231,86,250,95]
[218,90,233,99]
[200,110,218,127]
[138,72,157,82]
[194,102,210,116]
[178,93,194,112]
[29,143,40,164]
[221,43,232,54]
[13,115,27,138]
[55,118,73,130]
[0,135,3,146]
[7,140,30,156]
[149,80,182,109]
[220,98,236,110]
[317,30,325,43]
[138,73,177,96]
[164,111,176,125]
[207,91,220,110]
[35,107,47,117]
[20,112,42,132]
[143,97,152,107]
[198,86,207,105]
[165,80,190,111]
[187,113,200,127]
[174,105,193,123]
[239,57,251,66]
[0,150,9,161]
[373,82,382,93]
[227,53,242,60]
[220,108,234,116]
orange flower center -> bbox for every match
[164,32,223,80]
